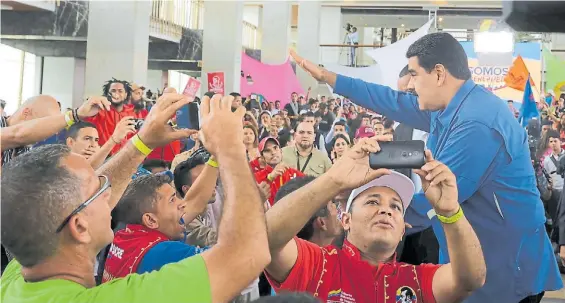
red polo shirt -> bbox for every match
[86,104,137,155]
[254,166,304,206]
[266,238,440,303]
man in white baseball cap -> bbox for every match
[264,138,487,303]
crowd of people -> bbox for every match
[0,32,563,303]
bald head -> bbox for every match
[11,95,60,125]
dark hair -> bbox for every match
[399,64,409,78]
[277,129,292,148]
[65,121,98,140]
[308,98,318,106]
[334,120,346,128]
[406,32,471,80]
[230,92,241,98]
[383,119,395,129]
[173,150,209,197]
[300,112,316,121]
[274,176,330,241]
[102,78,132,100]
[275,100,281,104]
[332,133,351,148]
[547,129,560,140]
[1,145,80,267]
[142,159,169,171]
[113,174,172,225]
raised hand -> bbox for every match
[137,91,197,149]
[76,96,111,119]
[199,94,246,157]
[327,137,391,191]
[414,150,459,216]
[112,116,136,142]
[269,163,288,180]
[289,50,325,82]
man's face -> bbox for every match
[407,56,444,111]
[262,140,282,166]
[232,96,242,109]
[373,123,385,135]
[303,116,315,125]
[361,117,370,127]
[67,127,100,159]
[275,101,281,109]
[66,153,113,251]
[295,122,315,149]
[132,89,143,103]
[397,74,411,92]
[291,93,298,102]
[321,96,326,103]
[549,137,562,151]
[542,125,551,134]
[150,184,187,240]
[109,83,127,105]
[334,124,346,135]
[243,127,256,145]
[299,96,306,105]
[187,164,216,204]
[319,201,343,237]
[343,187,405,252]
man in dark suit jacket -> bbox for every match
[284,92,301,127]
[393,65,439,265]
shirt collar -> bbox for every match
[431,79,476,132]
[341,239,397,266]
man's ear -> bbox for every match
[315,217,327,231]
[341,213,352,232]
[67,214,91,244]
[142,213,159,229]
[65,137,74,148]
[435,64,447,86]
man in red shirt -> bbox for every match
[254,137,304,206]
[86,78,137,155]
[264,139,486,303]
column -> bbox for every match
[201,1,243,94]
[358,27,375,66]
[84,1,150,96]
[261,2,291,64]
[319,7,342,65]
[146,70,167,93]
[41,57,85,110]
[296,1,321,92]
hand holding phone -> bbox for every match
[369,140,425,170]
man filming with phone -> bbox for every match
[264,138,486,302]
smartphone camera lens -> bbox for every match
[401,151,408,157]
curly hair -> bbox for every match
[102,78,132,100]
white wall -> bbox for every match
[41,57,85,110]
[319,7,342,64]
[0,44,37,115]
[147,70,165,92]
[243,5,261,27]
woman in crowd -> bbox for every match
[244,124,261,161]
[258,111,271,138]
[329,133,350,163]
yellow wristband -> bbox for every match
[131,134,152,156]
[436,207,464,224]
[64,111,75,127]
[206,159,219,168]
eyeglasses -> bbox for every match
[55,175,111,233]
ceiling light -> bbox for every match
[401,24,405,27]
[439,17,443,22]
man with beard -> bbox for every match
[130,83,149,119]
[282,122,332,177]
[255,137,304,206]
[86,78,136,155]
[392,65,438,265]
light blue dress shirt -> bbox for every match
[335,75,562,303]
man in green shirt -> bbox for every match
[1,92,271,303]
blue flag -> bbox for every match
[518,75,539,127]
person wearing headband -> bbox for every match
[264,138,486,303]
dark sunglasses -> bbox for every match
[55,175,111,233]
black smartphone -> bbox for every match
[369,140,426,169]
[176,102,200,130]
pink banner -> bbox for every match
[240,52,304,106]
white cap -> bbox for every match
[345,171,415,214]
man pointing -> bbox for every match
[290,32,561,303]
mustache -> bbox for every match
[406,88,418,96]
